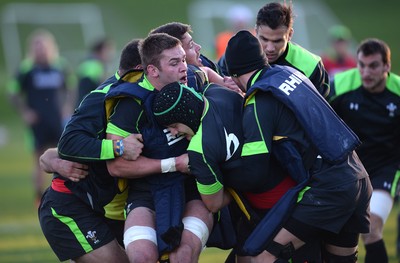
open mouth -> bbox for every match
[180,75,188,84]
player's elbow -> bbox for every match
[106,161,122,178]
[203,199,223,214]
[208,205,221,214]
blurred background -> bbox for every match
[0,0,399,262]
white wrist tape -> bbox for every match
[161,157,176,173]
[182,216,209,248]
[123,226,157,249]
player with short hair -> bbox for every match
[329,38,400,263]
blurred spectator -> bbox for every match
[321,25,357,79]
[76,37,115,105]
[214,4,254,60]
[7,28,76,206]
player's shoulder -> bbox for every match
[387,72,400,96]
[287,42,321,63]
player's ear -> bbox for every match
[288,27,294,41]
[147,64,159,78]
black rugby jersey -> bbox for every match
[330,69,400,176]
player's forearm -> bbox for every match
[106,155,162,178]
[39,148,59,173]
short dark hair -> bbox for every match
[139,33,181,73]
[119,39,142,74]
[357,38,391,65]
[90,37,112,54]
[256,2,294,30]
[149,22,192,42]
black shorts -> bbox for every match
[126,175,201,215]
[291,177,372,234]
[285,217,360,248]
[38,187,123,261]
[229,200,322,262]
[126,178,154,214]
[369,166,400,197]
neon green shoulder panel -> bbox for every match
[387,72,400,96]
[187,124,203,154]
[78,59,104,82]
[330,68,399,104]
[285,42,321,77]
[242,95,269,156]
[331,69,361,101]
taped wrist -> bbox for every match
[161,157,176,173]
[114,139,124,157]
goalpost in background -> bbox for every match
[1,3,106,76]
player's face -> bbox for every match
[181,32,202,67]
[357,52,390,93]
[157,45,188,87]
[31,37,55,65]
[256,25,292,63]
[167,123,194,141]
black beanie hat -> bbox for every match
[225,30,268,77]
[153,82,204,133]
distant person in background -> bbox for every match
[7,28,76,206]
[329,38,400,263]
[214,4,254,60]
[76,37,115,105]
[321,25,357,79]
[38,38,144,263]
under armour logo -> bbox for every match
[383,181,392,190]
[349,102,359,110]
[386,103,397,117]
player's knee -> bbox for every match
[182,216,209,248]
[130,252,157,263]
[169,243,193,263]
[323,250,358,263]
[123,225,157,248]
[369,191,393,224]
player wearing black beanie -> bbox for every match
[224,30,268,77]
